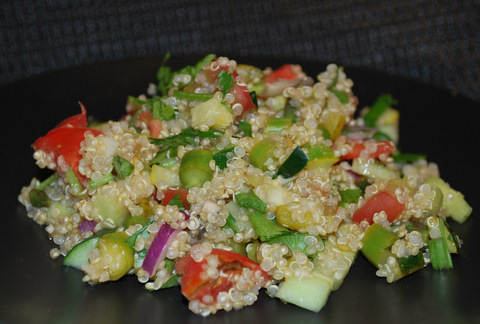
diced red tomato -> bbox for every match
[264,64,300,84]
[175,249,270,305]
[183,59,257,115]
[138,110,162,138]
[341,140,396,160]
[161,189,189,210]
[219,68,256,115]
[228,82,256,114]
[202,61,257,115]
[352,190,405,224]
[32,105,102,184]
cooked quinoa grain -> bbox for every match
[18,55,472,316]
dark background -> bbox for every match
[1,0,479,102]
[1,1,480,324]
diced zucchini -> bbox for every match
[124,215,151,228]
[397,253,425,275]
[275,146,309,179]
[361,223,398,266]
[278,239,357,313]
[265,117,291,133]
[276,273,333,313]
[63,227,118,269]
[424,176,472,223]
[249,137,277,172]
[63,236,101,269]
[313,240,357,291]
[362,223,426,281]
[48,200,76,222]
[423,185,444,217]
[305,145,339,170]
[378,249,425,281]
[150,164,181,188]
[405,223,430,243]
[351,158,397,180]
[93,194,130,227]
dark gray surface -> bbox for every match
[1,0,479,103]
[0,57,479,324]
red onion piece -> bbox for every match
[142,224,181,277]
[78,219,97,233]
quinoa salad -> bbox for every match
[18,54,472,317]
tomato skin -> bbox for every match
[229,82,256,113]
[341,140,395,160]
[180,59,257,115]
[175,249,270,305]
[161,189,189,210]
[204,62,257,115]
[264,64,299,83]
[219,68,256,115]
[352,190,405,224]
[32,105,102,183]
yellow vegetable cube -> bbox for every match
[150,164,181,188]
[190,96,234,130]
[98,233,134,281]
[320,111,345,140]
[276,202,315,231]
